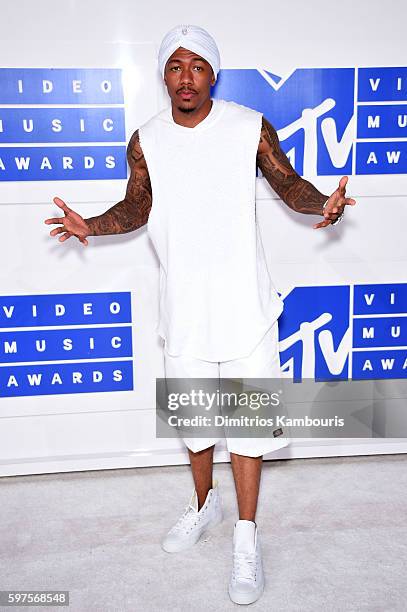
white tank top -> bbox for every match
[139,98,284,362]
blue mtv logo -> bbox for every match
[278,286,351,380]
[213,68,354,176]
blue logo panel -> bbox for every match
[356,141,407,174]
[352,283,407,380]
[0,292,134,398]
[0,108,126,143]
[0,68,124,104]
[213,66,407,176]
[279,285,350,381]
[278,283,407,381]
[353,317,407,348]
[357,104,407,139]
[352,351,407,379]
[0,146,126,181]
[0,327,133,363]
[354,284,407,315]
[358,67,407,102]
[0,293,131,327]
[0,68,126,182]
[213,68,354,176]
[0,360,133,397]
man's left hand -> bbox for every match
[313,176,356,229]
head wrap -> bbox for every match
[158,24,220,81]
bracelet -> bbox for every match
[331,210,344,226]
[322,198,344,227]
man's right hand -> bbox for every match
[45,197,91,246]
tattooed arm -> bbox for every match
[85,130,152,234]
[256,116,328,215]
[256,116,356,227]
[45,130,152,245]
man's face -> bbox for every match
[163,47,216,113]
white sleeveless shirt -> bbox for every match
[139,98,284,362]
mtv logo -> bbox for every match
[278,285,351,380]
[213,68,355,176]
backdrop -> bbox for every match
[0,0,406,476]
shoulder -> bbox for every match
[217,98,262,122]
[217,99,263,140]
[139,106,172,132]
[130,107,170,157]
[137,107,173,152]
[126,129,151,169]
[257,116,280,155]
[126,129,139,156]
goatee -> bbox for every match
[178,106,195,114]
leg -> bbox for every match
[163,348,221,509]
[188,444,215,510]
[222,321,291,460]
[161,348,224,554]
[228,452,266,606]
[222,324,286,605]
[221,321,290,518]
[230,452,262,522]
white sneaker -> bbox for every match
[228,520,265,605]
[161,479,223,553]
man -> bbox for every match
[45,24,356,605]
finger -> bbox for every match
[313,218,332,229]
[58,232,73,242]
[79,236,89,247]
[339,176,348,195]
[44,217,65,225]
[50,227,65,236]
[53,196,71,214]
[336,196,354,209]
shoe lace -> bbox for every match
[171,506,200,533]
[232,551,257,581]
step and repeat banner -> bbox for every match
[215,66,407,179]
[0,68,127,182]
[0,17,406,475]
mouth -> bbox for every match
[178,89,197,100]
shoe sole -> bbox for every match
[228,581,264,605]
[161,508,224,553]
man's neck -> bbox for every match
[171,98,213,128]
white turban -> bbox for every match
[158,24,220,81]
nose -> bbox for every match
[180,66,194,86]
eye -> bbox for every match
[170,66,181,71]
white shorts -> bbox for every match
[163,321,291,457]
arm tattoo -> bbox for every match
[256,117,328,215]
[85,130,152,235]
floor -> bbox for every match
[1,453,407,611]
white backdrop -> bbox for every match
[0,0,406,476]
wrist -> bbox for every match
[83,218,95,236]
[331,209,345,226]
[322,198,345,226]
